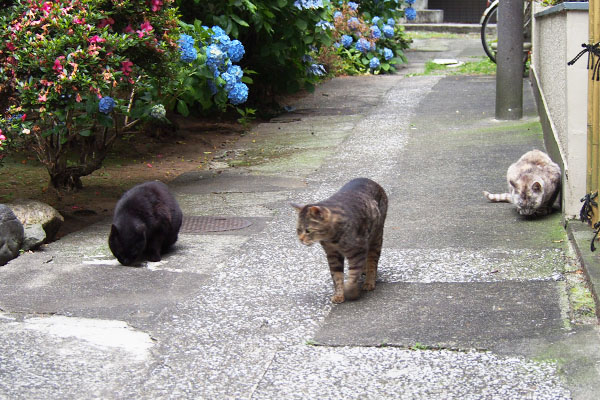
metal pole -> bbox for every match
[495,0,524,120]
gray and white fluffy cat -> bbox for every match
[292,178,388,303]
[483,149,561,216]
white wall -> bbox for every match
[531,3,589,218]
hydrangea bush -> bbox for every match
[175,0,334,96]
[320,1,410,75]
[150,22,252,119]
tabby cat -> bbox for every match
[483,149,561,216]
[292,178,388,303]
[109,181,182,266]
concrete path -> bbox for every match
[1,36,599,399]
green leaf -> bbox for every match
[177,100,190,116]
[230,14,249,27]
[79,129,93,137]
[295,19,307,31]
[98,114,114,128]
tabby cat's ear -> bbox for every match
[291,203,304,212]
[532,181,542,192]
[308,206,330,220]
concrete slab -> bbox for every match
[384,76,564,250]
[314,282,566,351]
[171,170,307,194]
[252,345,570,400]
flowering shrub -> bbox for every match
[319,1,410,75]
[0,1,253,188]
[0,0,185,189]
[175,0,334,95]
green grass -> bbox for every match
[421,58,497,76]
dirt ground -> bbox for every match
[0,115,253,239]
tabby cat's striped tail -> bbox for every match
[483,191,511,203]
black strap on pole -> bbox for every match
[580,191,598,225]
[568,43,600,81]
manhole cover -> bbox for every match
[180,216,252,234]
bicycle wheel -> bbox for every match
[481,3,498,63]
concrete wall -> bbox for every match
[531,2,589,218]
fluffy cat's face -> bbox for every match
[109,224,146,265]
[510,180,544,215]
[292,204,333,246]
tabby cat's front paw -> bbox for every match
[343,284,361,301]
[362,281,375,291]
[331,294,345,303]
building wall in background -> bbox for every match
[428,0,487,23]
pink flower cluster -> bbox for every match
[0,128,6,145]
[98,17,114,29]
[136,21,153,38]
[150,0,163,12]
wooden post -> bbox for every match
[590,0,600,224]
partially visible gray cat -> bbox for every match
[483,149,561,216]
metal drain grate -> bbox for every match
[180,216,252,234]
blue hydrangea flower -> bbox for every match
[370,25,381,39]
[341,34,353,48]
[348,17,360,30]
[348,2,358,11]
[214,36,232,53]
[180,46,197,63]
[302,54,314,63]
[178,33,197,62]
[228,82,248,105]
[293,0,324,9]
[227,65,243,81]
[387,18,396,26]
[383,47,394,61]
[382,25,395,38]
[372,16,381,25]
[206,44,226,70]
[221,72,237,92]
[227,39,245,62]
[334,11,342,19]
[355,38,370,54]
[307,63,326,76]
[211,26,227,37]
[98,96,115,114]
[316,20,334,30]
[405,7,417,21]
[178,34,195,49]
[369,57,380,69]
[150,104,166,119]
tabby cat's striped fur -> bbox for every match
[292,178,388,303]
[483,149,561,216]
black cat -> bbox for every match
[109,181,182,266]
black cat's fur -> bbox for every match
[109,181,182,266]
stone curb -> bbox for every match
[401,23,484,34]
[566,220,600,321]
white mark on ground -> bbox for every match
[23,316,154,361]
